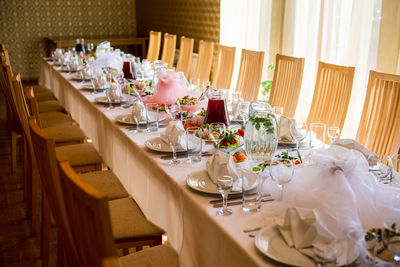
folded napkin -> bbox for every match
[279,116,302,142]
[206,150,241,190]
[160,120,187,150]
[94,74,107,89]
[131,100,146,121]
[332,139,378,166]
[278,208,336,262]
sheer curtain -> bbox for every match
[282,0,382,138]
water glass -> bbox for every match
[382,218,400,263]
[242,169,261,213]
[167,134,181,165]
[310,123,326,150]
[238,101,250,124]
[186,127,202,163]
[190,78,200,88]
[146,103,159,132]
[208,122,226,150]
[327,126,340,144]
[216,176,233,216]
[273,106,284,122]
[346,229,378,266]
[269,158,294,201]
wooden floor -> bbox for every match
[0,93,57,266]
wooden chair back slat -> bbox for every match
[146,31,162,63]
[212,45,236,89]
[356,71,400,156]
[58,158,117,267]
[160,33,177,68]
[269,54,305,117]
[306,62,355,133]
[235,49,264,102]
[192,40,214,84]
[176,36,194,78]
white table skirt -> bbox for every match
[39,59,287,267]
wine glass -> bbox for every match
[273,106,283,123]
[216,175,233,216]
[269,157,295,201]
[382,218,400,263]
[290,121,308,164]
[208,122,226,150]
[167,134,181,165]
[238,101,250,124]
[327,126,340,144]
[134,80,146,100]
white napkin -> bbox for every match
[94,74,107,89]
[206,150,241,190]
[160,120,186,150]
[332,139,378,166]
[279,116,300,142]
[278,208,336,262]
[131,100,146,121]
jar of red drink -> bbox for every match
[204,88,230,126]
[122,54,136,80]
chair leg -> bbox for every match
[11,130,17,173]
[41,193,51,267]
[122,248,130,256]
[57,231,69,267]
[30,169,39,236]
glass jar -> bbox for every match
[204,88,230,125]
[244,111,278,161]
[75,38,86,54]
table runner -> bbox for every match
[39,59,286,267]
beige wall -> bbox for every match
[0,0,137,79]
[136,0,220,52]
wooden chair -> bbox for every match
[146,31,162,63]
[235,49,265,101]
[57,157,180,267]
[269,54,305,117]
[176,36,194,78]
[160,33,177,68]
[192,40,214,85]
[356,71,400,156]
[306,62,355,134]
[212,45,236,89]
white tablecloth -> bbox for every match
[39,59,286,267]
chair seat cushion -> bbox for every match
[32,85,51,93]
[39,112,74,128]
[41,125,85,144]
[79,170,129,200]
[35,91,57,102]
[55,143,102,167]
[37,100,65,113]
[108,197,164,240]
[118,245,179,267]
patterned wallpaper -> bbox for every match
[136,0,220,52]
[0,0,137,79]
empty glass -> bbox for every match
[346,229,378,266]
[273,106,284,123]
[146,103,159,132]
[216,176,234,216]
[208,122,226,150]
[382,218,400,263]
[269,158,295,201]
[168,134,181,165]
[242,169,261,213]
[238,101,250,124]
[186,127,202,163]
[327,126,340,144]
[310,123,326,150]
[290,122,308,164]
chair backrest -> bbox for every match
[57,158,117,267]
[212,45,236,89]
[192,40,214,84]
[160,33,177,68]
[269,54,305,117]
[28,117,80,265]
[146,31,162,63]
[356,71,400,156]
[235,49,265,102]
[176,36,194,78]
[25,87,43,128]
[306,62,355,132]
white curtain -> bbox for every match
[220,0,271,93]
[282,0,382,138]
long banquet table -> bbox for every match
[39,59,290,267]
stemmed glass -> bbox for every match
[238,101,250,124]
[327,126,340,144]
[290,122,307,163]
[208,122,226,150]
[382,218,400,263]
[216,175,233,216]
[167,134,181,165]
[273,106,284,123]
[134,80,146,100]
[269,157,295,201]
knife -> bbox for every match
[209,193,271,204]
[160,152,213,160]
[212,198,274,208]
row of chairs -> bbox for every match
[145,30,264,102]
[0,45,179,266]
[268,54,400,156]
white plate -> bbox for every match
[94,96,129,104]
[115,112,164,125]
[255,224,356,266]
[145,137,188,153]
[186,170,245,194]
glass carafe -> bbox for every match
[122,54,135,80]
[75,38,86,54]
[204,88,230,126]
[152,60,168,89]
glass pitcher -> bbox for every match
[151,60,168,89]
[122,54,135,80]
[244,111,278,161]
[204,88,230,126]
[75,38,86,54]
